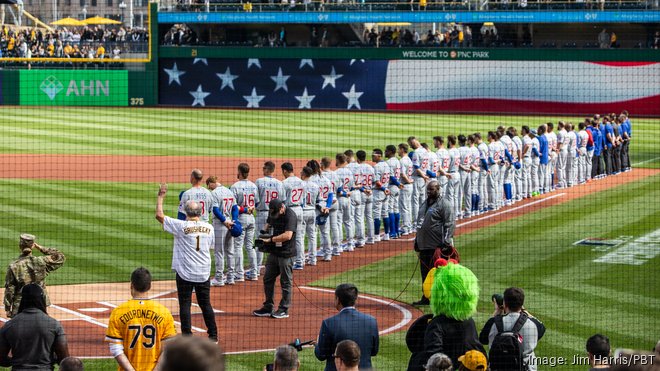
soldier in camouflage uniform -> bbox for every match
[4,234,65,318]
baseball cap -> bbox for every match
[230,220,243,238]
[19,234,35,245]
[269,199,284,219]
[458,350,487,371]
[530,129,537,136]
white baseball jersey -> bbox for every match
[387,157,402,183]
[437,148,450,172]
[567,131,577,154]
[282,176,305,207]
[489,141,504,164]
[322,170,339,194]
[410,147,429,179]
[578,130,589,150]
[399,155,414,183]
[346,161,361,188]
[163,216,214,283]
[179,186,213,222]
[231,179,259,211]
[358,163,375,190]
[448,148,461,173]
[522,135,533,158]
[500,135,514,162]
[315,174,334,204]
[557,129,569,153]
[478,142,490,168]
[334,166,355,194]
[512,136,523,160]
[373,161,391,189]
[459,146,473,170]
[427,151,440,175]
[302,179,321,211]
[547,132,558,155]
[210,185,236,222]
[531,137,540,158]
[255,176,284,212]
[470,145,481,169]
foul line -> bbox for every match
[50,304,108,328]
[633,157,660,166]
[299,286,413,336]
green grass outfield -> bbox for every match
[1,107,659,167]
[0,107,659,370]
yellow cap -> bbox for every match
[458,350,487,371]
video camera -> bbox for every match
[255,230,275,253]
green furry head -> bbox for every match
[430,263,480,320]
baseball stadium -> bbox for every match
[0,1,659,370]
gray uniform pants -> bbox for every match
[459,170,471,214]
[212,221,235,282]
[586,150,594,180]
[478,170,489,211]
[445,173,461,217]
[522,157,532,197]
[329,204,341,252]
[303,209,317,263]
[338,196,354,248]
[317,209,332,258]
[399,184,413,233]
[567,152,577,186]
[411,177,426,227]
[234,214,256,279]
[350,192,362,246]
[363,193,374,242]
[578,148,588,183]
[288,206,304,266]
[487,164,500,209]
[557,150,568,188]
[539,162,548,193]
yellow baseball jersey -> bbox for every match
[105,299,177,371]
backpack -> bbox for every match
[489,313,528,371]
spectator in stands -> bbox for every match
[315,283,379,371]
[598,29,610,48]
[333,340,361,371]
[425,353,454,371]
[160,336,225,371]
[419,0,427,10]
[0,284,70,370]
[479,287,546,371]
[59,357,84,371]
[610,31,618,48]
[586,334,611,370]
[654,31,659,49]
[270,345,300,371]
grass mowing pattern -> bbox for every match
[311,174,660,371]
[0,107,658,167]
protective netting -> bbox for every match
[0,17,659,371]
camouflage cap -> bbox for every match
[19,234,36,245]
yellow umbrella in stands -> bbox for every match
[83,16,122,25]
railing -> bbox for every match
[159,0,656,12]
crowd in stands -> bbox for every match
[0,25,148,58]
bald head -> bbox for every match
[184,200,203,218]
[190,169,203,185]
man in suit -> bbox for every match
[314,283,379,371]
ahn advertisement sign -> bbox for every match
[20,70,128,106]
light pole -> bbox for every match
[118,1,126,24]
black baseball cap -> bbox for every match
[269,199,284,219]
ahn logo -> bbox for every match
[39,76,64,101]
[39,76,111,100]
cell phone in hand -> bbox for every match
[265,364,274,371]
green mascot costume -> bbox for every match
[406,259,487,371]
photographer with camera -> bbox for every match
[252,199,298,319]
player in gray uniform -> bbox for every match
[321,157,342,256]
[208,176,238,287]
[423,142,440,185]
[476,133,491,212]
[397,143,414,235]
[356,150,375,244]
[385,145,402,239]
[510,127,524,201]
[546,122,558,191]
[434,136,451,198]
[300,166,320,265]
[345,150,363,248]
[469,135,481,215]
[498,127,515,206]
[458,135,475,219]
[255,161,284,270]
[334,153,355,251]
[407,136,430,228]
[530,128,541,196]
[556,121,569,189]
[281,162,306,269]
[520,126,533,198]
[445,135,462,219]
[486,131,502,210]
[309,160,334,261]
[178,169,213,222]
[230,163,259,283]
[566,123,578,187]
[372,149,392,241]
[577,122,590,184]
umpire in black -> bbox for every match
[412,180,455,306]
[253,199,297,319]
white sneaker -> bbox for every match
[210,277,224,287]
[381,234,390,241]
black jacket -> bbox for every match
[414,198,455,251]
[407,315,486,371]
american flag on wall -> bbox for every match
[159,58,660,115]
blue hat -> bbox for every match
[513,161,522,170]
[230,220,243,237]
[316,214,328,226]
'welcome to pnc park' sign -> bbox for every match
[20,70,128,106]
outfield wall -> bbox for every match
[158,55,660,115]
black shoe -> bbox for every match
[252,307,273,317]
[271,309,289,319]
[412,298,430,306]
